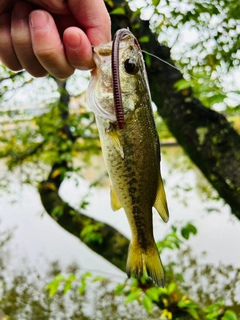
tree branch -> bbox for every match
[39,163,129,272]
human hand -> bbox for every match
[0,0,111,78]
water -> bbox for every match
[0,146,240,280]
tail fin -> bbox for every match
[126,241,165,287]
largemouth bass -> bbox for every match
[86,29,169,287]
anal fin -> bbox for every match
[154,175,169,223]
[110,186,122,211]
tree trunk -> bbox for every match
[108,1,240,217]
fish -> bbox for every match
[86,28,169,287]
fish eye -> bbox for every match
[124,58,139,74]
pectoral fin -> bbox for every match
[107,130,124,159]
[154,175,169,223]
[110,186,122,211]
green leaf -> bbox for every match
[174,79,192,91]
[110,7,126,15]
[45,274,67,297]
[93,275,105,282]
[178,299,198,309]
[208,94,226,104]
[146,287,159,301]
[83,272,92,278]
[142,295,153,312]
[187,308,199,320]
[181,228,190,239]
[68,274,76,281]
[188,223,197,234]
[78,272,92,295]
[78,278,87,295]
[206,311,221,319]
[181,223,197,240]
[80,223,103,244]
[51,205,64,218]
[152,0,160,6]
[144,51,152,68]
[158,287,169,295]
[115,283,126,295]
[46,283,58,298]
[167,282,176,294]
[63,281,73,294]
[222,310,238,320]
[139,35,150,43]
[178,297,199,319]
[125,289,141,304]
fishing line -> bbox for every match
[142,50,180,72]
[142,49,215,86]
[141,50,240,105]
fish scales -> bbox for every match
[87,29,169,286]
[97,109,158,250]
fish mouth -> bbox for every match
[90,29,142,130]
[89,29,142,125]
[93,45,112,56]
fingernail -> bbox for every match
[65,33,81,49]
[30,11,48,30]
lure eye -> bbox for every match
[124,58,139,74]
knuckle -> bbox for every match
[34,47,74,78]
[34,47,56,61]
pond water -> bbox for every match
[0,146,240,287]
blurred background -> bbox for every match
[0,0,240,319]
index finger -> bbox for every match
[68,0,111,45]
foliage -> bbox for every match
[80,222,104,244]
[157,223,197,254]
[176,249,240,310]
[0,231,156,320]
[44,224,239,320]
[0,221,239,319]
[128,0,240,114]
[0,70,100,193]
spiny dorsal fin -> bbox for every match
[154,175,169,223]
